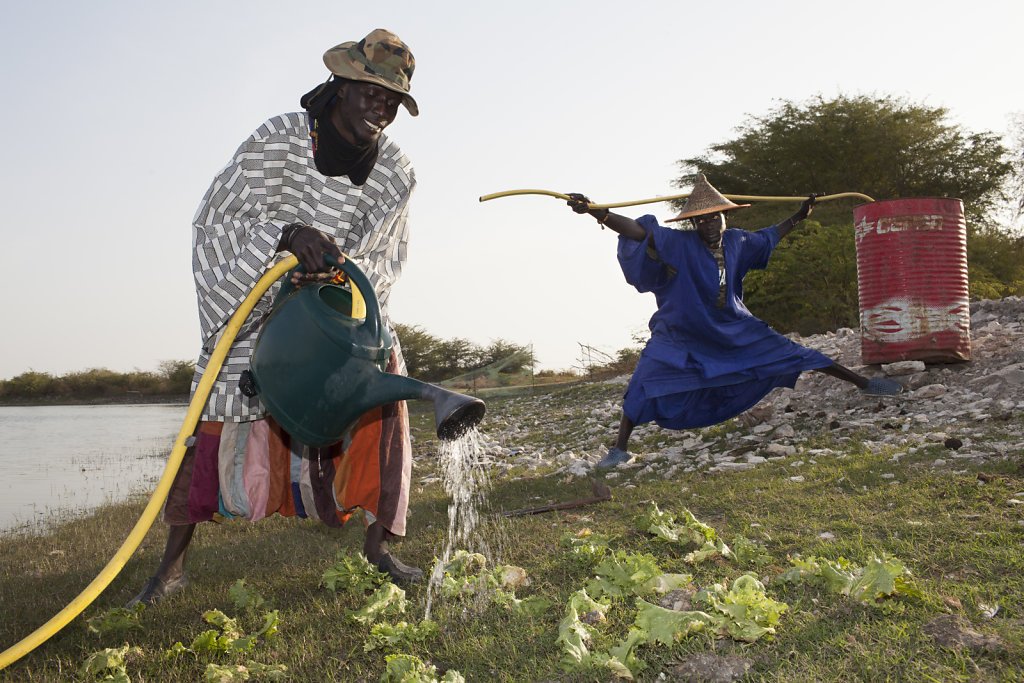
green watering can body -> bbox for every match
[250,255,484,448]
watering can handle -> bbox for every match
[322,254,382,340]
[275,254,383,341]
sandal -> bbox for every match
[860,377,904,396]
[126,573,189,607]
[377,553,425,584]
[596,447,634,469]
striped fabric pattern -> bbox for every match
[164,401,412,535]
[190,112,416,420]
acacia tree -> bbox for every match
[678,94,1011,226]
[676,94,1018,333]
[392,323,440,378]
[393,323,535,382]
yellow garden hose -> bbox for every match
[0,254,366,671]
[478,189,875,208]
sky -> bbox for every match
[1,0,1020,380]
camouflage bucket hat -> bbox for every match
[666,173,750,222]
[322,28,418,116]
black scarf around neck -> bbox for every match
[301,79,379,185]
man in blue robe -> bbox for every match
[567,174,902,469]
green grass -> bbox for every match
[2,382,1022,681]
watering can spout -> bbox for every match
[374,373,486,440]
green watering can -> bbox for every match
[249,255,485,448]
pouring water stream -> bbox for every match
[424,427,505,620]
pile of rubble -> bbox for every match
[420,297,1024,483]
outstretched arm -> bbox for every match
[566,193,647,241]
[775,194,821,239]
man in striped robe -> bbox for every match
[129,29,424,606]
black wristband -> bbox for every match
[280,223,305,251]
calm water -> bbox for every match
[0,404,187,533]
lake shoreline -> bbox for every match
[0,394,189,408]
[0,403,190,534]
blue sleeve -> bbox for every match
[617,214,671,293]
[736,224,781,272]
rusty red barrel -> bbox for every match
[854,197,971,364]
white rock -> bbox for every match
[773,424,796,438]
[913,384,948,398]
[566,461,593,477]
[882,360,926,376]
[789,475,805,482]
[662,446,687,463]
[765,443,796,456]
[712,462,755,472]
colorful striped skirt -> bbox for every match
[162,400,411,536]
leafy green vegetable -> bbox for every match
[561,529,612,565]
[441,549,487,577]
[321,550,389,593]
[646,573,693,595]
[555,589,609,666]
[229,579,266,612]
[776,553,922,612]
[191,629,232,654]
[254,610,280,640]
[694,574,788,642]
[365,620,439,652]
[165,641,191,659]
[731,535,772,568]
[186,609,254,654]
[348,582,408,625]
[434,550,546,616]
[557,598,649,679]
[440,563,530,597]
[586,550,665,598]
[494,590,553,617]
[381,653,465,682]
[203,661,288,682]
[493,564,529,589]
[203,609,243,638]
[633,599,714,645]
[602,627,648,680]
[78,645,141,682]
[642,504,734,564]
[86,604,145,638]
[168,607,280,656]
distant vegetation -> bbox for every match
[394,324,536,383]
[395,324,641,391]
[0,360,194,404]
[0,327,642,403]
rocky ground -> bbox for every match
[414,296,1024,485]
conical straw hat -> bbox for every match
[666,173,750,222]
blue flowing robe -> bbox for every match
[619,215,832,429]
